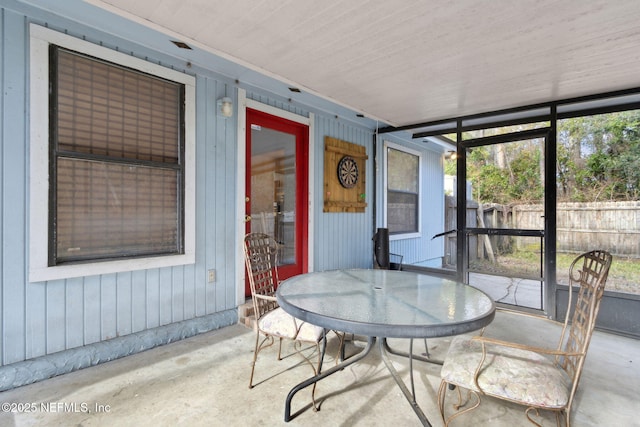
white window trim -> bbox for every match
[383,140,422,240]
[28,24,196,282]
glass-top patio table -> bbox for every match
[276,268,495,426]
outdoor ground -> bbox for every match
[469,251,638,294]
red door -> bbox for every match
[245,108,309,296]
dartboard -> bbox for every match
[337,156,359,188]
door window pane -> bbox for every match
[250,126,296,266]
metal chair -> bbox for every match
[243,233,325,407]
[438,250,613,427]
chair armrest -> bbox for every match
[471,335,583,357]
[468,335,584,392]
[253,294,278,303]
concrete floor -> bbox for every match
[0,310,637,427]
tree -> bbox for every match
[557,111,640,201]
[445,110,640,204]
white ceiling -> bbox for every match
[85,0,640,128]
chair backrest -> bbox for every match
[243,233,280,319]
[558,250,612,391]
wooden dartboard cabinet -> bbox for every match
[323,136,368,213]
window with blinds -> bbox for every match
[50,46,185,265]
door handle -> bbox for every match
[244,215,251,222]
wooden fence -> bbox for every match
[443,198,640,265]
[514,201,640,257]
[443,196,476,266]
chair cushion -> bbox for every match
[258,307,324,342]
[441,335,572,409]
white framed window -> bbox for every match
[384,141,421,239]
[29,25,196,282]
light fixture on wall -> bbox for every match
[217,96,233,118]
[446,150,458,160]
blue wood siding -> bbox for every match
[314,116,375,271]
[1,7,28,366]
[0,6,240,366]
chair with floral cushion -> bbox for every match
[437,249,612,427]
[244,232,326,407]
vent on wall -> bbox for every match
[171,40,192,50]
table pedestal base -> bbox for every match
[284,336,441,426]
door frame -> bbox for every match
[456,127,554,314]
[236,89,315,305]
